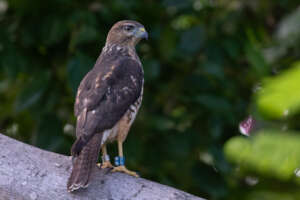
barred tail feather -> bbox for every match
[70,136,86,157]
[67,133,102,192]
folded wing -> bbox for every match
[72,58,143,156]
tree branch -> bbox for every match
[0,134,206,200]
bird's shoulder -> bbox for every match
[74,55,143,116]
[94,55,143,85]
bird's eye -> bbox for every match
[124,25,134,31]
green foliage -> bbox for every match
[225,132,300,182]
[223,6,300,199]
[67,53,94,94]
[257,62,300,119]
[1,0,300,199]
[244,191,300,200]
[225,131,300,200]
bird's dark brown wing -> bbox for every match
[71,58,143,156]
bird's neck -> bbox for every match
[102,43,139,60]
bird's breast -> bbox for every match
[102,83,144,145]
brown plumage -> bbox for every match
[67,20,148,192]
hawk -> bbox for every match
[67,20,148,192]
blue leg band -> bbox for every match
[120,156,125,166]
[114,156,125,166]
[114,156,120,166]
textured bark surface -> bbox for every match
[0,134,205,200]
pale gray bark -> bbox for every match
[0,134,205,200]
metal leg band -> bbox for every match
[102,154,110,162]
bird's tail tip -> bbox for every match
[67,133,103,192]
[67,182,89,193]
[67,156,90,192]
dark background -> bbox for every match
[1,0,300,199]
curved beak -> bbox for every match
[136,27,148,40]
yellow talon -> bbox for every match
[111,165,139,177]
[97,161,114,169]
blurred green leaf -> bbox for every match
[244,190,300,200]
[144,60,160,80]
[224,131,300,182]
[179,26,205,55]
[202,61,224,79]
[158,27,177,60]
[192,162,228,199]
[245,41,268,76]
[163,0,191,10]
[34,113,64,152]
[67,53,94,95]
[14,71,50,113]
[1,45,30,79]
[195,95,231,114]
[69,25,99,50]
[40,16,69,46]
[257,62,300,119]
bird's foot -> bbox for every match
[111,165,139,177]
[97,161,114,169]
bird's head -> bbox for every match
[106,20,148,47]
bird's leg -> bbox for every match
[97,145,113,169]
[111,140,139,177]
